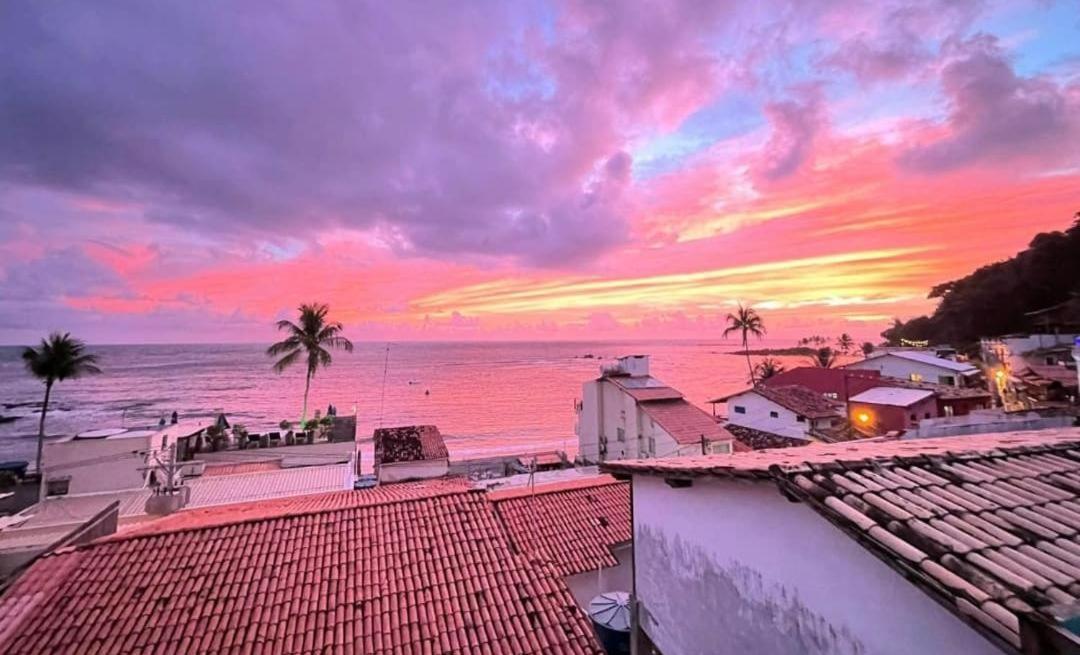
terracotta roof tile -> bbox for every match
[638,399,732,445]
[373,425,449,466]
[604,427,1080,651]
[201,458,282,476]
[755,385,843,418]
[723,424,811,451]
[490,477,630,577]
[0,482,601,655]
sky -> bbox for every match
[1,0,1078,345]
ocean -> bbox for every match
[0,340,811,463]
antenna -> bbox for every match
[377,344,391,429]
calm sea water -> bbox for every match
[0,340,808,462]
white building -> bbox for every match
[602,428,1080,655]
[844,351,980,387]
[713,385,843,440]
[373,425,450,483]
[575,355,733,464]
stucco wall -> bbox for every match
[633,475,1000,655]
[846,356,968,387]
[377,458,448,483]
[725,392,811,439]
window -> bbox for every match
[924,412,931,419]
[938,375,955,386]
[733,406,746,414]
[910,414,917,422]
[769,411,779,418]
[648,436,656,455]
[796,415,806,423]
[616,427,625,443]
[944,405,955,417]
[909,373,924,382]
[712,442,732,454]
[824,392,839,399]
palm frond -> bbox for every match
[272,348,303,373]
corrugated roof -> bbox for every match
[602,427,1080,651]
[864,351,979,373]
[849,386,937,407]
[639,399,732,445]
[490,476,630,577]
[0,485,602,655]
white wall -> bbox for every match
[632,475,1000,655]
[847,355,969,386]
[377,458,448,483]
[725,392,811,439]
[44,437,150,494]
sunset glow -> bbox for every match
[1,1,1078,343]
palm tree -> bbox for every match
[751,357,785,384]
[267,303,353,424]
[861,342,875,358]
[807,346,838,368]
[723,303,766,384]
[836,333,854,355]
[22,333,102,478]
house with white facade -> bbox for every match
[845,350,981,387]
[712,385,844,441]
[602,428,1080,655]
[575,355,733,464]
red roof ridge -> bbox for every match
[94,481,478,546]
[487,475,622,501]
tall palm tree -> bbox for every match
[267,303,353,424]
[22,333,101,478]
[861,342,875,358]
[724,303,766,384]
[751,357,785,384]
[836,333,854,355]
[807,346,838,368]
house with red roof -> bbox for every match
[373,424,450,482]
[602,427,1080,655]
[575,356,734,463]
[712,384,846,441]
[0,479,605,655]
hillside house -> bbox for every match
[845,351,980,387]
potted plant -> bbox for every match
[206,424,226,452]
[232,424,248,450]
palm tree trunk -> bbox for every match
[37,379,52,502]
[301,369,312,424]
[743,333,755,385]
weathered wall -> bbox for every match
[633,475,1000,655]
[44,437,149,494]
[377,458,448,483]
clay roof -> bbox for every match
[728,384,842,419]
[201,458,282,477]
[490,476,630,577]
[0,483,601,655]
[1019,363,1079,387]
[723,423,811,451]
[638,399,733,445]
[373,424,449,465]
[602,428,1080,652]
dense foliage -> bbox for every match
[884,214,1080,348]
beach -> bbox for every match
[0,340,813,462]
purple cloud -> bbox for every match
[0,1,733,266]
[754,86,826,182]
[900,34,1080,171]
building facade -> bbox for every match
[717,385,843,441]
[845,351,980,387]
[576,356,732,463]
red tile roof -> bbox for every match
[490,477,631,577]
[723,423,811,451]
[0,483,602,655]
[761,367,883,398]
[639,399,733,445]
[753,385,843,419]
[373,424,449,466]
[117,478,472,538]
[603,427,1080,651]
